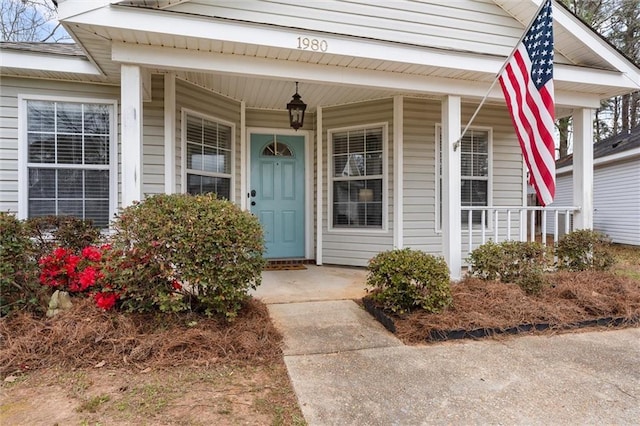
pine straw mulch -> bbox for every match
[0,298,283,377]
[392,271,640,344]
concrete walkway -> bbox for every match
[257,266,640,425]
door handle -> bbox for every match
[250,189,257,197]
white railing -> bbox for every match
[461,206,579,254]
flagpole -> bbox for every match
[454,0,551,151]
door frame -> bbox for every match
[246,127,314,260]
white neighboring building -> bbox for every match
[552,126,640,245]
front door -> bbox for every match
[250,134,305,259]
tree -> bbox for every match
[558,0,640,148]
[0,0,69,42]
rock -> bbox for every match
[46,290,73,317]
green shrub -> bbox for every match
[25,215,102,260]
[556,229,614,272]
[110,193,265,319]
[514,269,547,295]
[0,212,44,315]
[468,240,548,284]
[366,248,452,315]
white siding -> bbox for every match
[551,158,640,246]
[402,98,440,255]
[593,158,640,245]
[401,99,524,260]
[322,99,394,266]
[142,74,166,196]
[548,172,573,235]
[0,76,172,215]
[168,0,524,57]
[0,77,119,214]
[175,78,241,202]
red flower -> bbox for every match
[53,247,68,260]
[76,266,102,291]
[94,292,119,310]
[171,280,182,290]
[82,246,102,262]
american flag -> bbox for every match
[499,0,556,206]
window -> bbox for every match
[24,99,115,228]
[262,141,293,157]
[437,127,491,229]
[330,126,385,229]
[184,112,232,199]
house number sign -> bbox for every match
[297,36,328,52]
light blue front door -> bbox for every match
[250,134,305,259]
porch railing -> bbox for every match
[461,206,580,254]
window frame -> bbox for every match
[327,122,389,233]
[18,94,118,227]
[180,108,235,201]
[435,124,493,232]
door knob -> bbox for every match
[251,201,256,206]
[250,189,257,197]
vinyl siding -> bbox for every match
[175,78,241,202]
[593,158,640,245]
[0,76,173,216]
[401,98,524,260]
[547,172,574,236]
[321,99,394,266]
[0,77,119,215]
[553,158,640,245]
[167,0,525,57]
[402,98,440,255]
[142,74,166,196]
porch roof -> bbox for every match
[7,0,640,113]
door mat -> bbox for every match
[263,263,307,271]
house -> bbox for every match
[550,126,640,245]
[1,0,639,278]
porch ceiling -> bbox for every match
[57,1,638,110]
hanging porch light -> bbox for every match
[287,81,307,130]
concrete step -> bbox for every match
[267,300,402,356]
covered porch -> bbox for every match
[55,0,639,278]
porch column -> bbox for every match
[393,95,404,249]
[316,106,323,265]
[441,95,462,279]
[572,108,594,229]
[121,64,144,206]
[164,72,176,194]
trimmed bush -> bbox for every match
[469,240,548,283]
[514,269,547,295]
[366,248,452,315]
[468,240,549,294]
[110,193,265,319]
[556,229,614,272]
[0,212,44,315]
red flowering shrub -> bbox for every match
[93,291,119,310]
[38,244,119,310]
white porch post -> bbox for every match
[393,95,404,249]
[164,72,176,194]
[441,96,462,279]
[572,108,594,229]
[121,64,144,206]
[316,106,323,266]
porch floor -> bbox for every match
[252,265,368,304]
